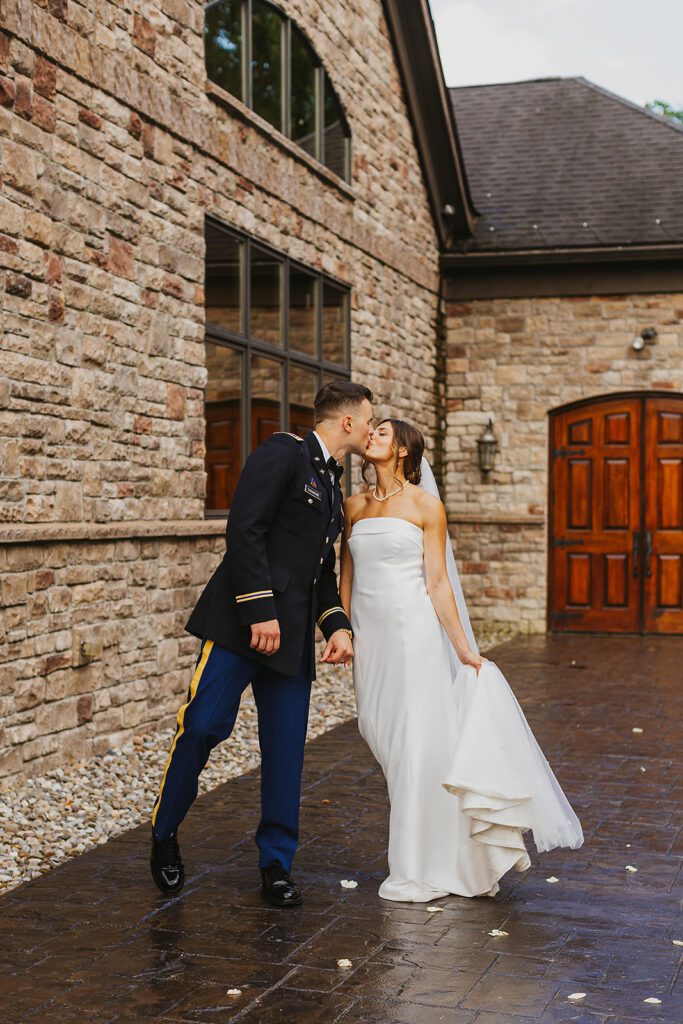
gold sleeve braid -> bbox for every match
[317,606,346,626]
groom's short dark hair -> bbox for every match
[314,381,373,423]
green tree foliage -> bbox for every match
[646,99,683,125]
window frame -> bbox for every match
[205,0,351,182]
[204,217,351,517]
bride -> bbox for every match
[340,418,583,902]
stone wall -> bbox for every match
[0,0,440,784]
[444,292,683,634]
[0,527,224,781]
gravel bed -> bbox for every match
[0,624,516,896]
[0,662,356,896]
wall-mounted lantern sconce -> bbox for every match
[477,418,498,475]
[631,326,658,352]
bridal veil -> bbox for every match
[419,456,584,855]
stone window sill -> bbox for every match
[448,514,545,526]
[0,520,227,545]
[206,80,355,201]
[0,514,545,545]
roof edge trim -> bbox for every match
[382,0,477,248]
[441,243,683,271]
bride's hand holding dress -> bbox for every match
[458,648,484,671]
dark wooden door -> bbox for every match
[205,399,241,511]
[550,393,683,634]
[251,399,281,448]
[550,397,642,632]
[644,398,683,632]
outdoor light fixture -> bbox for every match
[477,418,498,475]
[631,326,658,352]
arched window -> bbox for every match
[205,0,351,181]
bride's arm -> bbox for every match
[422,499,483,671]
[339,498,355,619]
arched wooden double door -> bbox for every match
[549,392,683,634]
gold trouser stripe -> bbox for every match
[318,606,345,626]
[152,639,214,827]
[235,590,273,603]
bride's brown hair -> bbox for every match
[362,419,425,487]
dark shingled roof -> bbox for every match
[449,77,683,253]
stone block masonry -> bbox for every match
[0,1,442,782]
[0,529,225,786]
[445,293,683,632]
[450,521,547,637]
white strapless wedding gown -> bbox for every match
[349,516,583,903]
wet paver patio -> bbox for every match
[1,634,682,1023]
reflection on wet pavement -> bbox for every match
[1,634,681,1023]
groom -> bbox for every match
[150,381,375,907]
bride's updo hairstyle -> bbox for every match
[362,419,424,486]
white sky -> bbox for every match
[429,0,683,108]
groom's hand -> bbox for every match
[321,630,354,667]
[250,619,281,655]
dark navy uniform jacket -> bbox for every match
[185,431,352,679]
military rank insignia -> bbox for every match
[304,477,322,500]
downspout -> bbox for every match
[433,269,448,499]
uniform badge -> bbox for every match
[304,480,322,500]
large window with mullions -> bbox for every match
[205,0,351,181]
[204,218,351,514]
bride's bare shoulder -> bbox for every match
[412,486,445,522]
[411,485,442,510]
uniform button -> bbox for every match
[325,536,329,543]
[320,557,324,564]
[308,498,313,504]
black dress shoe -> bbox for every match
[150,828,185,896]
[261,860,302,908]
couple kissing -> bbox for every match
[150,381,583,907]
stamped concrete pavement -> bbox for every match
[1,634,682,1023]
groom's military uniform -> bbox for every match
[152,431,352,873]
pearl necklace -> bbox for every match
[372,479,407,502]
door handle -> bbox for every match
[632,531,639,578]
[644,530,653,578]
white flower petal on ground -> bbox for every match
[340,879,358,889]
[488,929,509,937]
[640,766,646,772]
[625,865,638,873]
[632,727,644,734]
[545,876,560,883]
[426,906,444,913]
[643,997,662,1004]
[672,939,683,947]
[567,992,586,1001]
[337,958,352,969]
[226,989,242,996]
